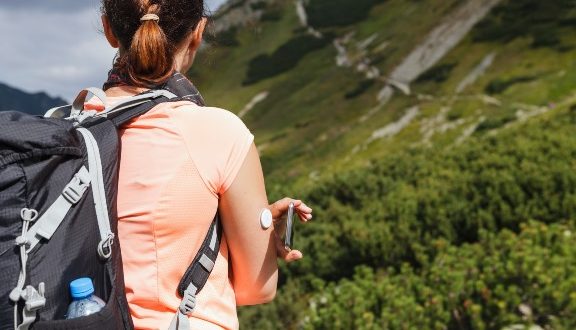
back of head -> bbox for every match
[102,0,205,87]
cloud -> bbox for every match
[0,0,98,13]
[0,0,228,101]
[0,0,226,14]
[206,0,228,12]
[0,7,116,101]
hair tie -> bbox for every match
[140,14,160,22]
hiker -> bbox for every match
[96,0,313,329]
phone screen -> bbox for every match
[284,202,294,251]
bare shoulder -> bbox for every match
[171,102,240,120]
[170,103,248,130]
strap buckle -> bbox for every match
[178,286,197,316]
[72,110,99,125]
[62,169,91,204]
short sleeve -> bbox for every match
[169,105,254,196]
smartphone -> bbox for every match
[284,202,295,251]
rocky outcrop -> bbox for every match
[380,0,503,100]
[238,91,269,118]
[455,52,497,93]
[211,0,278,34]
[295,0,322,38]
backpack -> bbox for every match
[0,73,222,330]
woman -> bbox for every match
[92,0,313,329]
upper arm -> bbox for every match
[219,143,278,305]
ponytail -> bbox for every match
[102,0,205,88]
[124,4,174,87]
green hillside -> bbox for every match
[190,0,576,328]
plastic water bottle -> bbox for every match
[65,277,105,319]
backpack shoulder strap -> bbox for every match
[107,72,205,127]
[178,214,222,296]
[107,90,177,127]
[169,214,222,330]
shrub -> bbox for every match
[345,80,376,99]
[471,0,576,49]
[485,76,537,95]
[261,8,283,22]
[250,1,267,11]
[204,27,239,47]
[416,63,457,84]
[474,114,516,133]
[240,108,576,328]
[243,34,331,85]
[300,221,576,329]
[305,0,387,29]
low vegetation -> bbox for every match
[240,106,576,329]
[195,0,576,327]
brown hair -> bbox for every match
[102,0,205,87]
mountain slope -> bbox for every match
[192,0,576,191]
[0,82,67,115]
[193,0,576,328]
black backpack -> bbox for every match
[0,73,221,330]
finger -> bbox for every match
[284,250,303,263]
[296,210,312,222]
[296,203,312,220]
[269,197,291,218]
[296,202,313,214]
[269,198,301,218]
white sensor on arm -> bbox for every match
[260,209,273,229]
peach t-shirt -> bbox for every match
[87,98,254,329]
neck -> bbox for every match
[105,85,150,98]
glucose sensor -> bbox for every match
[260,209,273,229]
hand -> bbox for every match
[268,198,313,263]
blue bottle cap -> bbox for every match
[70,277,95,299]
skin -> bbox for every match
[102,15,313,305]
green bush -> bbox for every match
[471,0,576,49]
[474,114,516,133]
[301,221,576,329]
[239,108,576,328]
[416,63,457,84]
[305,0,386,29]
[485,76,537,95]
[204,27,239,47]
[261,9,283,22]
[345,80,376,99]
[250,1,267,10]
[243,34,331,85]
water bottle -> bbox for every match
[65,277,105,319]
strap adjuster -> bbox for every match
[62,171,90,204]
[178,286,197,316]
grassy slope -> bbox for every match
[188,0,576,327]
[236,77,576,330]
[190,0,471,186]
[190,0,576,196]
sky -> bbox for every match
[0,0,227,101]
